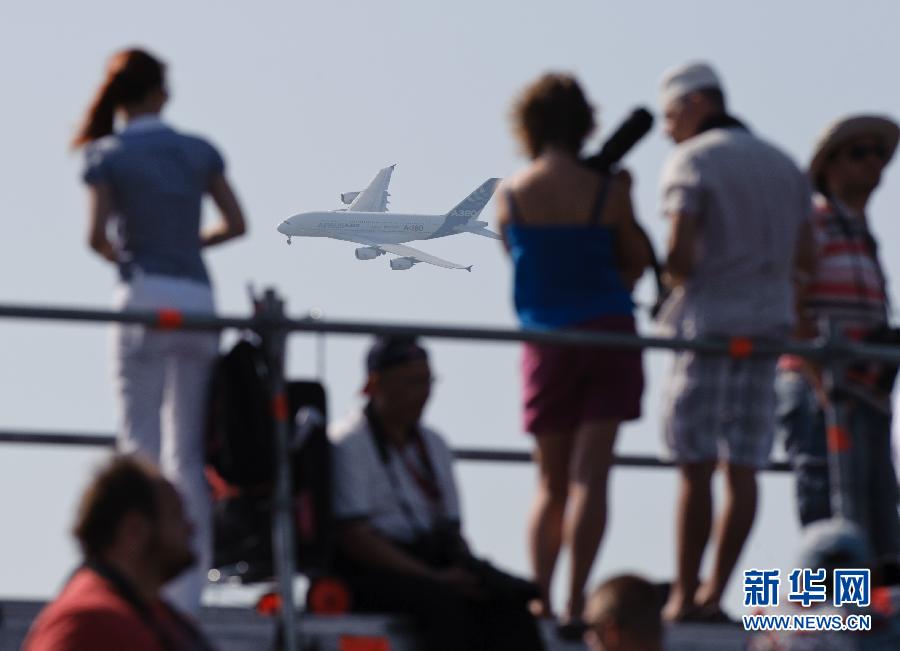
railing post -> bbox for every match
[820,317,858,522]
[310,307,326,381]
[256,288,298,651]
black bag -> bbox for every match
[206,339,275,486]
[211,380,333,578]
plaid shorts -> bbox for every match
[663,350,777,468]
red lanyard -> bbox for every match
[397,435,442,508]
[365,404,444,530]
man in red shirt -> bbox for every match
[24,456,216,650]
[776,115,900,559]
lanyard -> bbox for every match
[82,560,215,651]
[364,403,444,535]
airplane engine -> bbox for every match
[341,191,361,205]
[390,257,415,271]
[354,246,382,260]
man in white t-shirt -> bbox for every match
[330,336,544,651]
[657,61,815,623]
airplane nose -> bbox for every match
[277,220,290,234]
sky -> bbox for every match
[1,0,900,617]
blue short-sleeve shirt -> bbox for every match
[82,116,225,284]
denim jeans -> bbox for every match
[776,370,900,559]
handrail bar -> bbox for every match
[1,301,900,364]
[0,430,794,472]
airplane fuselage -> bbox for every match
[278,211,449,244]
[276,172,500,270]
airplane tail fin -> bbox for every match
[447,178,500,221]
[431,178,500,238]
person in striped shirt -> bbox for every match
[776,114,900,563]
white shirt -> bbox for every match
[660,125,811,338]
[329,409,461,543]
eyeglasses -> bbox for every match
[844,143,889,162]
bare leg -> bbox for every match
[663,461,716,621]
[696,463,758,610]
[529,432,573,617]
[564,420,619,620]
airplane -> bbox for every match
[277,165,501,271]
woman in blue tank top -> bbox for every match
[496,73,650,632]
[72,48,247,614]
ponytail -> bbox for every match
[72,80,119,148]
[72,48,166,149]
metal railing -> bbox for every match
[1,291,897,649]
[0,430,795,473]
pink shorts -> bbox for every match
[522,315,643,434]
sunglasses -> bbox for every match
[844,143,889,162]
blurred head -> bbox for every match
[797,518,872,597]
[73,456,195,584]
[364,336,433,428]
[584,575,663,651]
[659,62,725,143]
[512,72,595,159]
[72,48,168,148]
[798,519,871,568]
[809,115,899,197]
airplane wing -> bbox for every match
[377,242,472,271]
[347,165,395,212]
[338,236,472,271]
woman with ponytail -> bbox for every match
[73,47,247,614]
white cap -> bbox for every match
[659,62,722,109]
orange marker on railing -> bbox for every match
[827,425,852,452]
[728,337,753,359]
[272,392,289,423]
[156,309,184,330]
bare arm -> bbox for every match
[792,219,818,339]
[664,210,699,285]
[609,170,652,290]
[337,521,482,596]
[202,174,247,247]
[791,218,828,403]
[86,183,117,263]
[337,521,437,579]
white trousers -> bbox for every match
[112,272,219,614]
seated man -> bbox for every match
[24,456,217,651]
[583,575,663,651]
[330,336,544,651]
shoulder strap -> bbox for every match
[588,175,611,226]
[363,404,443,531]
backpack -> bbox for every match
[211,380,333,579]
[206,338,275,486]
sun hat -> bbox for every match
[809,114,899,182]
